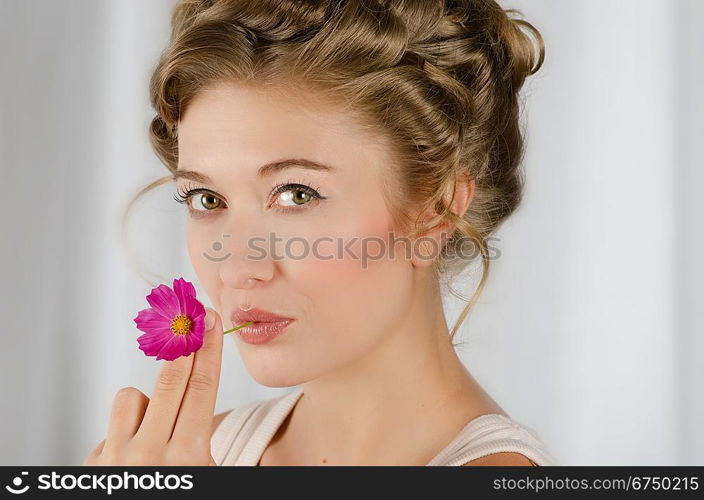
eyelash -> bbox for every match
[172,179,327,217]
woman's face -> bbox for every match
[176,80,418,387]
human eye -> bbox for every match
[173,183,226,217]
[269,179,327,213]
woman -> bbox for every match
[84,0,554,466]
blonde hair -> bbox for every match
[126,0,545,343]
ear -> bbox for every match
[410,172,475,268]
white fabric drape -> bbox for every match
[1,0,701,465]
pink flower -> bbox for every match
[133,277,255,361]
[133,277,206,361]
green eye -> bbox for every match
[277,188,314,206]
[193,193,222,210]
[173,187,224,214]
[270,182,326,212]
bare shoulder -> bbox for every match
[211,410,232,437]
[462,452,537,466]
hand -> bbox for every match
[83,308,224,466]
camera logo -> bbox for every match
[203,233,232,262]
[5,471,29,494]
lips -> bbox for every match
[230,307,294,327]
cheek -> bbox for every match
[289,209,411,346]
[185,221,225,308]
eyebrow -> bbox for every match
[173,158,335,183]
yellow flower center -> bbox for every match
[170,315,192,336]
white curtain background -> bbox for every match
[1,0,701,466]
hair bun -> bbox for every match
[498,9,545,88]
[411,1,544,94]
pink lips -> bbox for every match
[230,307,295,345]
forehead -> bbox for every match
[176,80,391,175]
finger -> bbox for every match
[171,308,223,443]
[105,387,149,444]
[135,347,195,444]
[83,439,106,465]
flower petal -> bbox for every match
[186,296,206,323]
[190,314,206,338]
[181,333,195,356]
[137,329,172,357]
[137,327,172,345]
[133,308,171,334]
[183,328,205,356]
[173,278,197,316]
[157,334,188,361]
[145,284,180,319]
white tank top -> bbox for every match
[210,386,557,466]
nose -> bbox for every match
[218,230,275,290]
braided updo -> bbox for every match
[139,0,544,341]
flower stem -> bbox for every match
[223,321,255,335]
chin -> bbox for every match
[249,372,305,388]
[236,348,318,388]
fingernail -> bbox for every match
[205,309,215,331]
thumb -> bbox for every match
[204,307,221,333]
